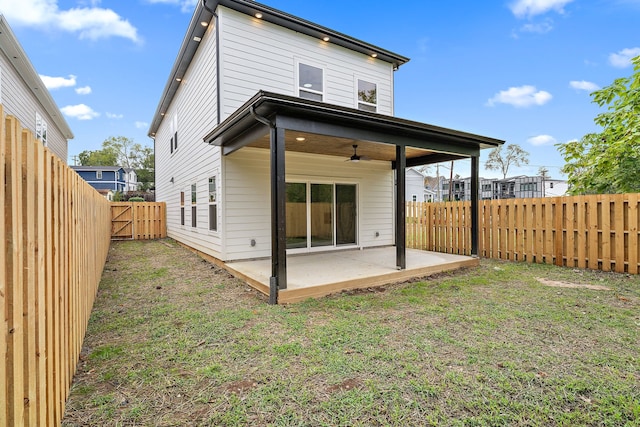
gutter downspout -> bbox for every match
[202,0,221,125]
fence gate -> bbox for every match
[111,203,134,240]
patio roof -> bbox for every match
[204,91,503,166]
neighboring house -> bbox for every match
[0,15,73,163]
[443,175,568,201]
[71,166,126,192]
[406,168,429,202]
[124,168,139,192]
[148,0,502,296]
[96,189,115,201]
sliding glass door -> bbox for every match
[286,182,357,250]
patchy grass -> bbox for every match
[63,239,640,426]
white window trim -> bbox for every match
[355,77,378,112]
[96,170,103,179]
[295,59,325,101]
[191,183,197,228]
[208,171,220,234]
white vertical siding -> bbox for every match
[218,7,394,121]
[0,50,68,162]
[223,147,394,261]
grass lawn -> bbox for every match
[62,239,640,426]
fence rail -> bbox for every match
[407,195,640,273]
[111,202,166,240]
[1,107,112,426]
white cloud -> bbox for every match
[135,121,149,129]
[486,85,552,108]
[609,47,640,68]
[61,104,99,120]
[75,85,92,95]
[0,0,140,43]
[509,0,574,18]
[520,20,553,33]
[569,80,600,92]
[527,134,557,146]
[106,112,124,119]
[39,74,76,90]
[144,0,198,13]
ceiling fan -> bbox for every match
[347,144,371,162]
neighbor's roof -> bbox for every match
[0,15,74,139]
[71,165,125,171]
[148,0,410,137]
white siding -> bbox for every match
[154,21,224,259]
[218,7,394,120]
[0,49,68,161]
[223,147,394,261]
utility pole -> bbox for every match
[71,155,79,165]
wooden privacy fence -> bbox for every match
[111,202,166,240]
[407,195,640,273]
[1,106,112,426]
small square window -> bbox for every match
[96,170,103,179]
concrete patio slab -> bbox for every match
[225,247,478,303]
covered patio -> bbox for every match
[226,247,479,303]
[205,91,503,304]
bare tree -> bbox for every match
[485,144,529,179]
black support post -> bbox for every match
[396,144,406,270]
[471,155,479,257]
[270,126,287,303]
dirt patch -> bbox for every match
[224,380,258,394]
[536,277,611,291]
[326,378,363,393]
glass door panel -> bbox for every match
[286,183,307,249]
[311,184,333,247]
[336,184,356,245]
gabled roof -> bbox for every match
[0,15,74,139]
[148,0,410,137]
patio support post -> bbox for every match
[396,144,406,270]
[270,125,287,303]
[471,154,479,257]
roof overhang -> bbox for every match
[148,0,410,137]
[204,91,504,166]
[0,15,74,139]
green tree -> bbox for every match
[557,56,640,194]
[78,146,118,166]
[485,144,529,179]
[79,136,154,192]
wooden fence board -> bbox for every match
[407,194,640,275]
[1,106,112,426]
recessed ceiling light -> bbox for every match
[176,78,182,82]
[322,36,330,42]
[255,12,263,19]
[296,137,306,142]
[371,53,378,58]
[303,83,312,88]
[200,21,208,27]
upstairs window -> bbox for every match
[96,170,103,179]
[298,63,323,101]
[357,79,377,112]
[170,113,178,154]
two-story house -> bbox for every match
[71,166,126,192]
[149,0,503,302]
[0,15,73,162]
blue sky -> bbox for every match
[1,0,638,179]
